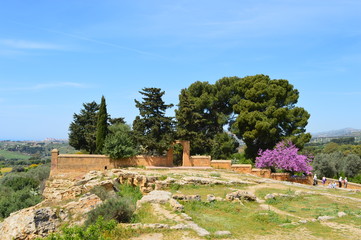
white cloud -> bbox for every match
[0,39,64,50]
[0,82,88,92]
[30,82,86,90]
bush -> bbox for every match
[117,183,142,204]
[103,123,137,159]
[86,197,134,225]
[0,164,50,219]
[231,153,253,165]
[90,186,113,201]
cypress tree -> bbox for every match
[96,96,108,153]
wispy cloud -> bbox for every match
[0,39,64,50]
[30,82,86,90]
[0,82,88,92]
[319,91,361,96]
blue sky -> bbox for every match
[0,0,360,140]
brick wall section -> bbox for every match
[50,149,173,176]
[211,160,232,169]
[252,169,272,178]
[231,164,252,174]
[188,156,211,167]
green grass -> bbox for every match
[169,184,247,200]
[183,200,295,238]
[132,202,177,225]
[256,188,361,219]
[0,150,30,160]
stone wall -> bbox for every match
[210,160,232,169]
[50,149,173,176]
[188,156,211,167]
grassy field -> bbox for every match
[0,149,30,160]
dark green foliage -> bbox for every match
[90,186,113,201]
[2,175,39,191]
[176,81,219,155]
[103,123,137,159]
[86,197,134,225]
[343,154,361,178]
[0,164,50,219]
[210,132,239,160]
[231,153,253,165]
[116,183,143,204]
[133,87,174,155]
[86,184,142,226]
[313,152,361,178]
[69,101,100,154]
[312,153,337,178]
[232,75,311,159]
[331,137,355,145]
[96,96,109,154]
[176,75,311,160]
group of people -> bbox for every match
[313,174,348,188]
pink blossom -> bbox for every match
[255,141,313,174]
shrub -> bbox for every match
[90,186,113,201]
[117,183,143,204]
[41,216,116,240]
[86,197,134,225]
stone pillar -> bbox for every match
[182,141,191,166]
[51,149,59,172]
[166,147,174,167]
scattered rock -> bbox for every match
[338,212,347,217]
[317,216,335,221]
[169,198,184,212]
[226,190,256,202]
[137,190,172,208]
[181,213,192,220]
[172,194,201,201]
[214,230,232,236]
[299,220,308,224]
[207,194,216,202]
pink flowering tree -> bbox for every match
[255,141,313,174]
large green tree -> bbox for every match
[176,74,311,160]
[232,75,311,159]
[69,101,99,153]
[133,88,174,155]
[175,79,239,158]
[96,96,108,153]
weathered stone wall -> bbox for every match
[270,173,290,181]
[231,164,252,174]
[188,156,211,167]
[210,160,232,169]
[50,149,173,176]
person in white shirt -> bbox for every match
[338,176,342,188]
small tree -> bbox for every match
[69,101,99,153]
[103,123,137,159]
[96,96,108,153]
[255,141,313,174]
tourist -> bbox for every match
[322,176,326,185]
[313,174,318,186]
[338,176,342,188]
[344,177,348,188]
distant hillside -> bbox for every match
[310,128,361,144]
[312,128,361,138]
